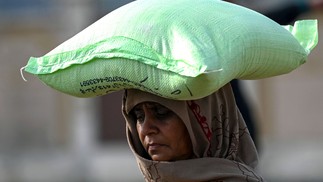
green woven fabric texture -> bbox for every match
[24,0,318,100]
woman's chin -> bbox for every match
[151,155,168,161]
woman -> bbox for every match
[122,83,264,181]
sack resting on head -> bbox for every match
[23,0,318,100]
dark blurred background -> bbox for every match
[0,0,322,181]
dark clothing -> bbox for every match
[265,1,310,24]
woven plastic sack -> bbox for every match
[23,0,318,100]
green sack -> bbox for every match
[23,0,318,100]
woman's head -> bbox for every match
[123,89,199,161]
[122,85,262,181]
[123,84,258,165]
[130,101,193,161]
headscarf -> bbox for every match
[122,84,264,182]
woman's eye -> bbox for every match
[154,106,172,119]
[134,111,145,123]
[131,103,175,124]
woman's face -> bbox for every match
[131,102,193,161]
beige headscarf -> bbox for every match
[122,84,264,182]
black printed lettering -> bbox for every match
[78,75,166,97]
[140,77,149,83]
[171,90,181,95]
[185,84,193,96]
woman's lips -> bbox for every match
[147,143,165,151]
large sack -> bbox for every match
[23,0,318,100]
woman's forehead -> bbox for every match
[132,101,168,111]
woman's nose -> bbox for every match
[140,114,159,135]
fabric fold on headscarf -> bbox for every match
[122,84,264,181]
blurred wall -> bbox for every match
[0,0,100,149]
[1,1,66,152]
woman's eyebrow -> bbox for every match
[132,106,143,112]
